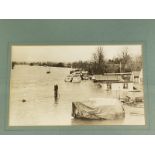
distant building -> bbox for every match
[92,73,133,91]
[101,82,134,91]
[93,74,123,83]
[139,69,143,83]
[131,70,143,83]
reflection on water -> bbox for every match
[9,65,145,126]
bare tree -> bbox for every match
[120,47,132,72]
[131,55,143,71]
[91,47,105,74]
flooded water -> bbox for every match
[9,65,145,126]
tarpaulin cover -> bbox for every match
[72,98,125,120]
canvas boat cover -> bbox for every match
[72,98,125,120]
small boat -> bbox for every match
[72,71,81,76]
[72,75,81,83]
[65,75,73,82]
[46,68,51,74]
[46,71,50,74]
[82,75,89,80]
[70,69,81,74]
[92,75,95,81]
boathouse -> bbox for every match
[92,74,134,91]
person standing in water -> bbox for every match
[54,84,58,101]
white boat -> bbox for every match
[72,71,81,76]
[64,75,73,82]
[82,74,89,80]
[81,71,89,80]
[92,75,95,81]
[72,75,81,83]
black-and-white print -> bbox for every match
[9,45,145,126]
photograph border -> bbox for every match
[6,41,149,133]
[0,19,153,134]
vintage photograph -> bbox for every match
[9,45,145,126]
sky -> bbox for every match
[12,45,142,62]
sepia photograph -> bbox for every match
[9,45,145,126]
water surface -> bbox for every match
[9,65,145,126]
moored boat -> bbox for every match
[72,98,125,120]
[72,75,81,83]
[64,75,73,82]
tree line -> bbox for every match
[12,61,71,68]
[12,46,142,74]
[71,47,142,74]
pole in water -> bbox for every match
[54,84,58,102]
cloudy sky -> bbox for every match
[12,45,142,62]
